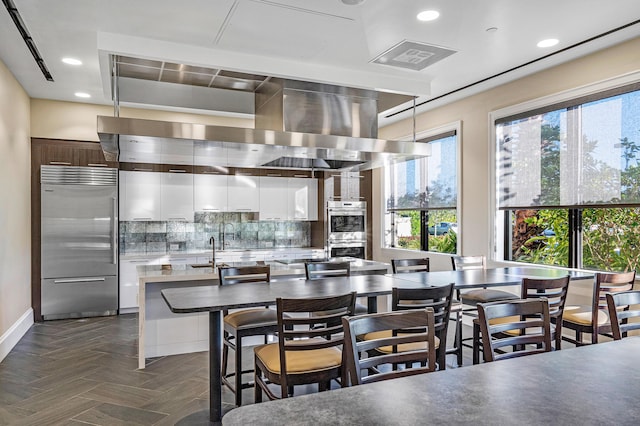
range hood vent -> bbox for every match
[261,157,366,170]
[98,76,430,170]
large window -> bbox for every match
[384,131,458,253]
[496,82,640,272]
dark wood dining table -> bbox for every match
[221,337,640,425]
[160,267,593,423]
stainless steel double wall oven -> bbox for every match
[326,201,366,259]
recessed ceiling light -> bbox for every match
[62,57,82,66]
[74,92,91,98]
[340,0,366,5]
[537,38,559,48]
[486,27,498,33]
[417,10,439,21]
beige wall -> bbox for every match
[374,36,640,270]
[0,60,31,336]
[30,99,254,141]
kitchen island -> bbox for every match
[136,258,390,369]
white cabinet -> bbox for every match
[160,172,194,221]
[228,175,259,212]
[288,178,318,220]
[259,176,289,220]
[119,258,153,310]
[194,174,228,212]
[119,170,161,221]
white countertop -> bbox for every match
[136,258,390,284]
[122,247,326,260]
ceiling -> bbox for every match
[1,0,640,126]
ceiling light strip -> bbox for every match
[386,18,640,118]
[2,0,54,81]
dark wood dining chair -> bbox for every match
[254,292,357,401]
[563,271,636,345]
[391,284,454,370]
[477,298,552,362]
[606,290,640,340]
[391,258,463,365]
[218,265,274,406]
[391,258,430,274]
[472,275,570,363]
[451,255,519,304]
[305,261,367,314]
[342,307,437,385]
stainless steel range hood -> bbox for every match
[97,79,430,170]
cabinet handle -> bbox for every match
[50,161,71,165]
[169,169,187,173]
[53,277,106,284]
[203,171,220,174]
[169,258,188,261]
[266,173,282,177]
[133,217,152,221]
[167,217,187,221]
[88,163,108,167]
[203,208,221,211]
[133,168,153,172]
[293,174,308,178]
[237,209,251,211]
[129,260,148,263]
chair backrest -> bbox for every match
[592,271,636,317]
[451,255,486,271]
[391,258,430,274]
[392,284,454,348]
[218,265,271,285]
[521,275,570,324]
[477,298,552,362]
[276,292,357,390]
[606,290,640,340]
[342,308,437,386]
[305,261,351,280]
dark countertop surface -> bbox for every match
[222,337,640,425]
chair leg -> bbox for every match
[222,335,229,381]
[234,335,243,406]
[455,312,463,366]
[472,322,481,365]
[254,363,263,403]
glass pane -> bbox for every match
[497,113,563,208]
[497,89,640,208]
[508,209,568,267]
[582,207,640,273]
[426,136,457,208]
[427,209,457,254]
[393,210,421,250]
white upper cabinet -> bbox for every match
[160,172,194,221]
[288,178,318,220]
[259,176,289,220]
[194,174,228,212]
[227,175,260,212]
[119,170,161,221]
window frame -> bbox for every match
[380,121,462,254]
[490,71,640,265]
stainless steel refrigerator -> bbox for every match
[41,165,118,320]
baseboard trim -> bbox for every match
[0,308,34,363]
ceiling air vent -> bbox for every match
[371,40,456,71]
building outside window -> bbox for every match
[495,82,640,272]
[384,131,458,253]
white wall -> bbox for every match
[0,59,32,361]
[375,35,640,271]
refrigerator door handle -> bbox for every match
[112,196,118,265]
[53,277,107,284]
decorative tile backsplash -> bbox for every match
[119,212,311,254]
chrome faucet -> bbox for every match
[209,236,216,267]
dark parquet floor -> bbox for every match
[0,314,472,425]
